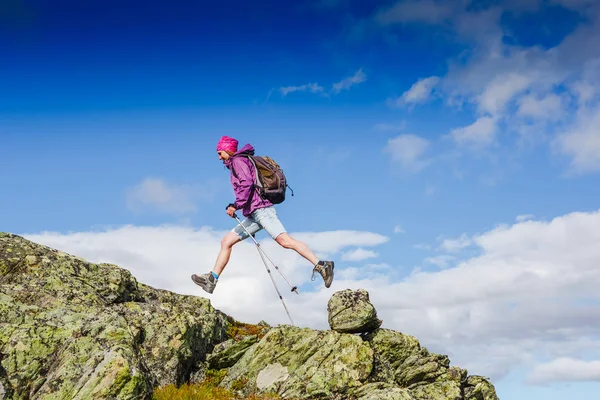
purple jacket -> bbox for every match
[224,143,273,217]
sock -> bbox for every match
[211,271,219,280]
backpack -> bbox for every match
[233,154,293,204]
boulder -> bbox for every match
[328,289,382,333]
[364,328,490,400]
[363,328,421,384]
[463,375,500,400]
[206,334,259,370]
[408,367,466,400]
[0,233,229,399]
[220,326,374,399]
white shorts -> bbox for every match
[232,206,287,240]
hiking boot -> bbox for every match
[311,261,334,288]
[191,272,217,294]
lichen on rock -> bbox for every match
[0,233,229,399]
[0,233,501,400]
[351,382,415,400]
[220,326,374,399]
[327,288,382,334]
[206,334,259,370]
[463,375,500,400]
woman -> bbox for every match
[191,135,334,294]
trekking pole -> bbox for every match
[233,214,296,326]
[233,214,299,295]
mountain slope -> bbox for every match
[0,233,498,400]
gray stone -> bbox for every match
[328,289,382,333]
[256,363,289,391]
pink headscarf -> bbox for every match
[216,136,239,153]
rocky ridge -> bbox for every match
[0,233,499,399]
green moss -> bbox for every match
[230,376,249,391]
[204,369,228,387]
[39,383,77,400]
[221,326,374,398]
[464,376,499,400]
[410,380,462,400]
[364,328,422,384]
[124,302,142,312]
[1,234,499,399]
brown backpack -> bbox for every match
[233,154,293,204]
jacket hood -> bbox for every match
[224,144,254,168]
[235,143,254,156]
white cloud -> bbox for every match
[394,76,441,107]
[517,93,565,121]
[373,0,600,170]
[571,80,598,106]
[384,134,431,172]
[439,233,472,253]
[125,178,215,215]
[337,263,391,281]
[425,255,456,269]
[554,105,600,174]
[394,224,405,234]
[22,208,600,383]
[292,230,389,256]
[279,83,325,96]
[478,72,533,116]
[274,69,365,98]
[450,116,497,149]
[516,214,535,222]
[341,248,379,262]
[332,68,367,94]
[528,357,600,384]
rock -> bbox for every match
[365,329,482,400]
[0,233,501,399]
[396,350,451,386]
[364,328,460,393]
[328,289,382,334]
[0,233,229,399]
[408,367,466,400]
[463,376,500,400]
[206,334,259,370]
[220,326,374,399]
[364,328,421,384]
[352,382,415,400]
[256,362,289,391]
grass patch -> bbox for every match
[152,381,283,400]
[204,369,227,387]
[152,382,235,400]
[226,318,269,341]
[153,368,284,400]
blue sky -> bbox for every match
[2,0,600,399]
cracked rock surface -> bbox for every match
[0,233,229,400]
[327,288,382,334]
